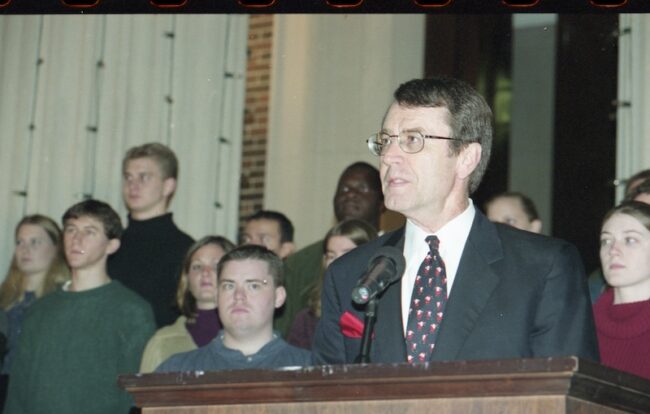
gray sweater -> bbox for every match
[156,331,312,372]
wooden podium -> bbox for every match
[119,357,650,413]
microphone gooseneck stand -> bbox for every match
[355,297,378,364]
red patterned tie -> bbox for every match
[405,235,448,364]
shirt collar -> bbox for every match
[404,200,475,255]
[404,200,475,291]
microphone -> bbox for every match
[351,246,406,305]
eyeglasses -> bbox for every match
[367,131,462,156]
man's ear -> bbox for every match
[163,177,177,199]
[279,242,295,259]
[106,239,121,256]
[274,286,287,309]
[530,219,543,234]
[457,142,482,180]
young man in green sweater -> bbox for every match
[4,199,156,414]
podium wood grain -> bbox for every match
[119,357,650,413]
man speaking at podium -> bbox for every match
[312,78,599,365]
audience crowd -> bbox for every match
[0,78,649,414]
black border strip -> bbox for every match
[0,0,646,13]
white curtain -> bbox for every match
[0,15,248,276]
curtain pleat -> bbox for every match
[0,15,248,276]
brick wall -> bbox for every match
[239,15,273,236]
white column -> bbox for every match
[616,14,650,202]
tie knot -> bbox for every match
[425,235,440,251]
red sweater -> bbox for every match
[593,288,650,380]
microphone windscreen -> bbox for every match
[368,246,406,283]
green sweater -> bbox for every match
[275,240,324,337]
[3,281,155,414]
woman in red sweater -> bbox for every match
[594,201,650,379]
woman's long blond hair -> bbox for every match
[0,215,70,309]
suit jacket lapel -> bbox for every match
[431,212,504,361]
[371,228,407,363]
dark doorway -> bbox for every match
[553,15,618,274]
[424,14,618,274]
[424,15,512,207]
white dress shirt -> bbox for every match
[400,200,476,334]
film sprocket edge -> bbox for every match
[0,0,644,13]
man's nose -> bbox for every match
[342,189,360,199]
[233,284,247,300]
[70,232,83,244]
[382,136,404,159]
[382,144,403,167]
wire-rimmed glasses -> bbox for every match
[366,131,462,156]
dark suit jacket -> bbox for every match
[312,211,599,364]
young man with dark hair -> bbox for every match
[109,142,194,328]
[156,245,311,372]
[241,210,295,259]
[4,199,155,414]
